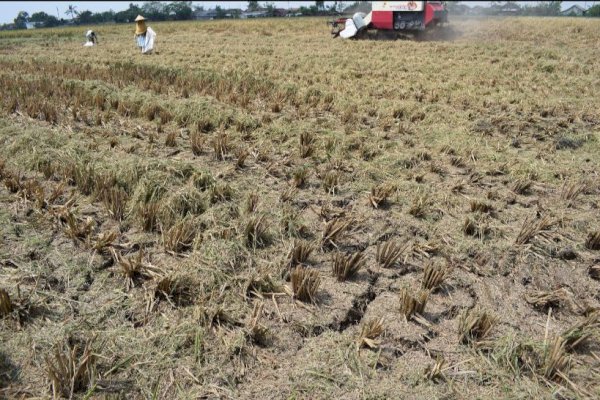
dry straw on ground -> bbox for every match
[357,317,384,349]
[331,251,365,281]
[368,184,394,208]
[458,308,497,345]
[45,338,97,399]
[0,15,599,399]
[0,288,13,316]
[585,232,600,250]
[421,262,451,291]
[376,240,408,269]
[399,287,429,320]
[515,215,553,245]
[288,240,313,268]
[291,266,320,303]
[321,218,351,249]
[542,337,570,382]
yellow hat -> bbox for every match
[135,16,147,35]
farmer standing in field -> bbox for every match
[134,15,156,54]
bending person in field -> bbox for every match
[84,30,97,46]
[134,15,156,54]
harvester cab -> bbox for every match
[329,1,448,39]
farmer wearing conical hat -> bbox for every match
[134,15,147,50]
[133,15,156,54]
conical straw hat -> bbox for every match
[134,15,146,22]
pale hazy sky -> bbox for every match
[0,1,595,24]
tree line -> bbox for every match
[7,2,194,30]
[4,1,599,30]
[2,1,352,30]
[448,1,599,17]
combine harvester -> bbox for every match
[330,1,448,39]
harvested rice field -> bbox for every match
[0,15,599,399]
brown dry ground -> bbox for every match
[0,16,599,399]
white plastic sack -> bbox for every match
[340,12,371,39]
[339,19,358,39]
[83,41,94,47]
[352,12,367,30]
[142,27,156,54]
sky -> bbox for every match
[0,1,596,24]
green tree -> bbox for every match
[215,5,226,19]
[142,1,167,20]
[247,1,259,11]
[96,10,116,23]
[331,1,346,13]
[76,10,93,24]
[166,1,193,20]
[316,1,325,11]
[447,1,470,15]
[548,1,562,15]
[300,5,318,15]
[522,1,562,16]
[30,11,60,27]
[265,2,276,17]
[29,11,49,22]
[66,5,78,20]
[14,11,29,29]
[114,3,142,23]
[588,4,600,17]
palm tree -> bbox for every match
[66,5,78,20]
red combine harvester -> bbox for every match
[330,1,448,39]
